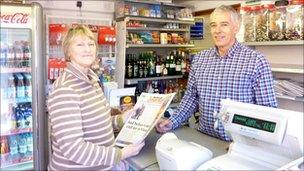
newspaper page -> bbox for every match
[115,93,175,147]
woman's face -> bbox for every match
[69,35,96,69]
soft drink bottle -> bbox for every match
[6,74,16,102]
[23,73,32,101]
[0,136,10,166]
[24,106,32,128]
[8,135,20,164]
[7,44,14,67]
[26,133,33,159]
[0,42,7,67]
[16,105,26,129]
[15,73,26,102]
[14,41,23,68]
[22,41,31,67]
[18,133,28,161]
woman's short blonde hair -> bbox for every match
[62,25,97,61]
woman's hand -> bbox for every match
[121,141,145,160]
[121,105,144,123]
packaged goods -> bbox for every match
[243,6,256,42]
[286,0,304,40]
[269,0,289,40]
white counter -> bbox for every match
[126,126,230,170]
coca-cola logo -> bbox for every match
[0,13,30,24]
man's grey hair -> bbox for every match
[210,5,241,24]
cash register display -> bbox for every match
[232,114,276,133]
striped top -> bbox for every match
[170,41,277,141]
[48,62,123,170]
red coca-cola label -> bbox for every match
[0,13,30,24]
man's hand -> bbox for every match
[155,118,173,133]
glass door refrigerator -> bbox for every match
[0,2,47,170]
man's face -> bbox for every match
[210,11,239,48]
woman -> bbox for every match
[48,25,144,170]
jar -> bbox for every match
[269,0,289,41]
[243,6,256,42]
[286,0,304,40]
[255,5,270,42]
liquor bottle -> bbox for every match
[138,53,144,78]
[126,54,133,78]
[169,54,176,75]
[175,50,182,75]
[165,55,170,75]
[181,51,187,75]
[148,51,155,77]
[155,55,162,77]
[133,54,139,78]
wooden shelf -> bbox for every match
[244,40,304,46]
[126,44,195,48]
[127,27,189,32]
[125,75,183,85]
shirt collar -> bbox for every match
[65,62,99,84]
[213,40,241,58]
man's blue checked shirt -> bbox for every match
[170,41,277,141]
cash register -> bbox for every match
[197,99,303,170]
[156,99,303,170]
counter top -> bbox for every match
[126,126,230,170]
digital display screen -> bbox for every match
[232,114,276,133]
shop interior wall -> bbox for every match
[27,1,115,20]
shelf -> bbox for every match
[127,27,189,32]
[276,95,304,102]
[243,40,304,46]
[0,67,31,74]
[123,16,195,25]
[125,75,183,85]
[271,64,303,74]
[126,44,195,48]
[1,159,33,170]
[1,128,32,137]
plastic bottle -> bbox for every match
[14,41,23,68]
[22,41,31,67]
[18,133,28,159]
[26,133,33,159]
[23,73,32,101]
[7,44,15,68]
[16,105,26,129]
[0,42,7,67]
[8,135,20,164]
[7,74,16,102]
[15,73,26,102]
[24,106,32,128]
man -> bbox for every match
[156,5,277,141]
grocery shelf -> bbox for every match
[1,128,32,137]
[276,95,304,102]
[244,40,304,46]
[127,27,189,32]
[125,75,183,85]
[1,160,33,170]
[126,44,195,48]
[123,16,195,25]
[0,67,31,74]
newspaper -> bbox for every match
[115,93,176,147]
